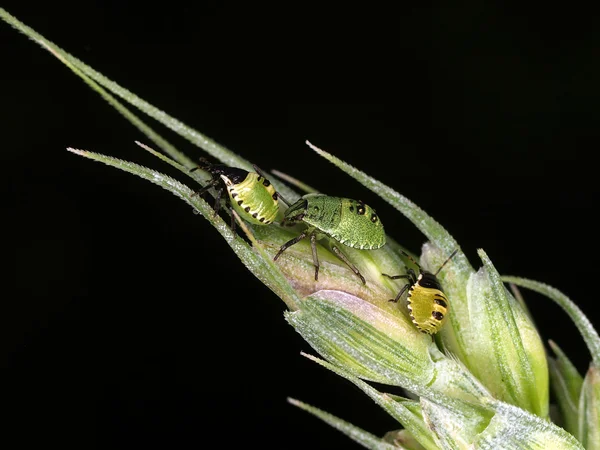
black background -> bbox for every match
[3,3,600,449]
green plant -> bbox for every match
[3,8,598,449]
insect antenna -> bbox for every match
[434,249,458,276]
[400,250,421,270]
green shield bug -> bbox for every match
[382,249,457,335]
[273,193,386,284]
[190,159,288,230]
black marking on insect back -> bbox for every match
[434,298,448,308]
[272,193,278,200]
[237,200,243,206]
[371,213,378,223]
[357,205,366,215]
[252,212,258,218]
[231,192,238,198]
[259,217,265,222]
[262,179,271,187]
[418,273,442,290]
[245,206,250,213]
[349,205,354,212]
[432,311,444,321]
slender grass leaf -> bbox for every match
[270,169,320,194]
[66,148,300,310]
[502,276,600,368]
[0,7,300,203]
[288,398,399,450]
[300,353,440,450]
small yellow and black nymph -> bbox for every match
[382,249,457,335]
[190,158,288,231]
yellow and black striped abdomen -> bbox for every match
[407,273,449,335]
[223,172,279,225]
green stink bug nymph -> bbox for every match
[382,249,457,335]
[190,159,288,230]
[273,193,386,284]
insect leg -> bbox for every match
[389,283,410,303]
[212,184,223,216]
[191,178,220,199]
[400,250,421,270]
[310,232,320,281]
[281,213,305,227]
[381,273,411,280]
[331,245,366,285]
[228,205,237,234]
[273,231,308,261]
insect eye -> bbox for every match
[370,213,378,223]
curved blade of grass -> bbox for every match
[270,169,320,194]
[0,8,300,203]
[502,276,600,368]
[300,353,439,450]
[134,141,199,183]
[287,398,400,450]
[66,148,300,310]
[305,140,472,279]
[0,8,197,171]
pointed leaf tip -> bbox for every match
[66,147,87,156]
[288,397,399,450]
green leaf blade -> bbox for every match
[288,398,400,450]
[66,148,301,310]
[502,276,600,368]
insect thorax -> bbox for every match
[417,272,443,291]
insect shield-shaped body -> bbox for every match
[274,194,386,284]
[191,159,282,229]
[382,249,457,335]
